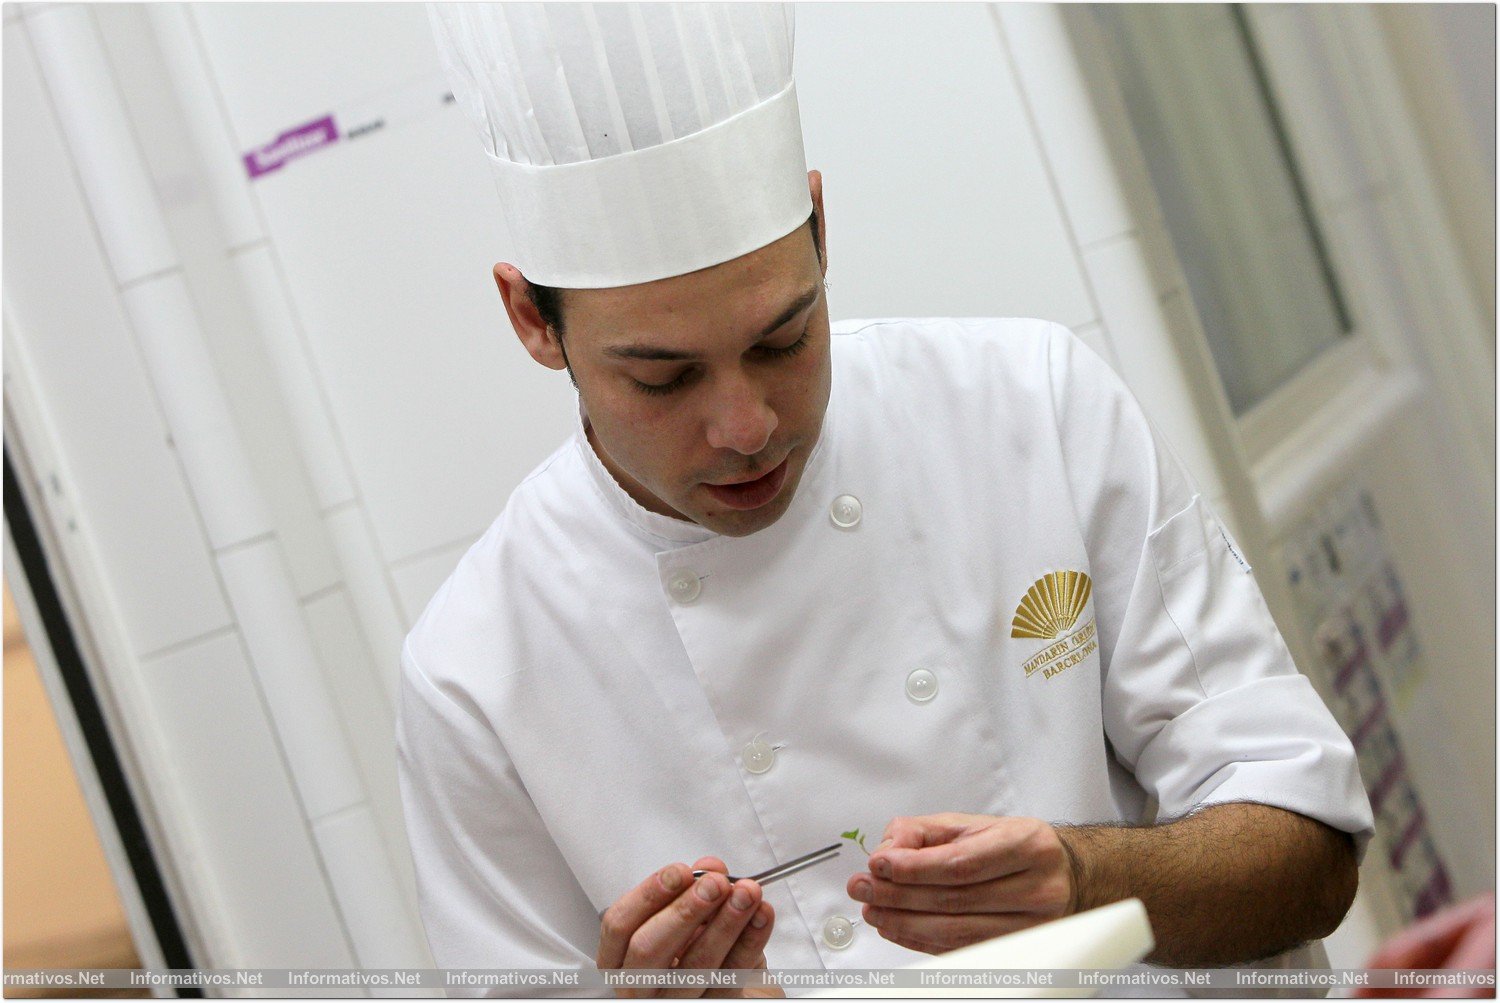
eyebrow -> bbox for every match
[603,284,821,362]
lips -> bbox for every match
[703,456,790,511]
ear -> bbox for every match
[493,262,569,372]
[808,169,827,278]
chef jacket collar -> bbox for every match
[571,374,838,548]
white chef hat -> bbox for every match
[427,2,812,289]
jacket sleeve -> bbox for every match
[396,640,601,997]
[1046,322,1374,860]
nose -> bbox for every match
[704,367,777,455]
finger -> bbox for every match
[878,814,974,852]
[872,922,950,956]
[1365,895,1495,970]
[702,901,776,1000]
[673,923,708,966]
[719,896,775,969]
[599,863,694,969]
[1444,914,1497,972]
[868,841,1025,886]
[703,900,775,997]
[849,866,1069,916]
[675,881,763,974]
[622,872,734,970]
[869,818,1058,886]
[878,816,924,851]
[862,902,1046,952]
[668,861,732,966]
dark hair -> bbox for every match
[526,204,823,339]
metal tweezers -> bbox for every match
[691,843,841,886]
[598,844,841,919]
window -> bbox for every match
[1091,4,1353,415]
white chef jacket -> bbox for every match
[396,317,1374,997]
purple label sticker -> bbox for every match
[243,116,338,179]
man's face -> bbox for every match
[553,221,830,537]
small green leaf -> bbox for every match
[840,829,871,855]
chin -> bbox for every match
[699,490,796,538]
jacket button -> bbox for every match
[829,495,862,529]
[741,738,776,774]
[667,568,702,604]
[821,915,855,949]
[905,668,938,703]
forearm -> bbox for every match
[1057,802,1358,967]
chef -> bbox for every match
[399,3,1375,997]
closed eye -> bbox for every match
[632,327,811,397]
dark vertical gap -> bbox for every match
[1230,2,1356,334]
[4,446,202,995]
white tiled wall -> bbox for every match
[796,3,1098,331]
[3,19,235,658]
[139,631,355,968]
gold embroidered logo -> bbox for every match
[1012,571,1098,680]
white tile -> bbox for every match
[996,4,1150,250]
[796,2,1097,331]
[325,504,407,707]
[217,539,366,818]
[142,4,265,249]
[390,535,478,630]
[190,4,440,146]
[300,588,406,878]
[25,5,178,284]
[139,630,356,967]
[1068,318,1120,372]
[228,246,356,513]
[119,274,275,549]
[14,3,60,20]
[4,26,233,657]
[311,804,434,969]
[251,107,579,564]
[1082,236,1228,502]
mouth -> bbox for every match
[702,455,792,512]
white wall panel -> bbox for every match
[310,805,434,972]
[139,631,354,968]
[3,22,233,658]
[795,3,1097,330]
[189,3,438,146]
[24,4,179,285]
[1067,318,1120,372]
[1083,240,1228,501]
[324,504,408,705]
[119,275,276,550]
[89,4,347,605]
[390,537,477,630]
[143,4,265,249]
[216,540,366,820]
[244,110,575,565]
[227,246,356,512]
[995,4,1154,250]
[300,588,409,889]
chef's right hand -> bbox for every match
[597,857,781,999]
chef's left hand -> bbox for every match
[846,813,1078,955]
